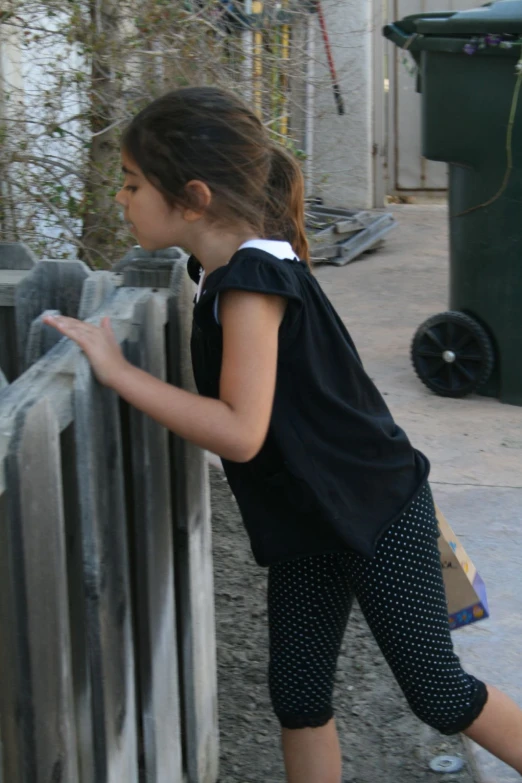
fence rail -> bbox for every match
[0,242,218,783]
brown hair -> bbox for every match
[121,86,310,263]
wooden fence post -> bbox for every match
[15,259,91,373]
[73,357,139,783]
[59,422,97,783]
[78,272,118,320]
[0,399,79,783]
[0,242,37,268]
[24,310,62,371]
[167,259,219,783]
[124,292,183,782]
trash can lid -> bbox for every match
[416,1,522,35]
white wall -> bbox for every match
[0,30,24,104]
[312,0,377,209]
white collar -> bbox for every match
[238,239,299,261]
[196,239,299,303]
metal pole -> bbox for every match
[252,0,263,118]
[280,0,290,138]
[305,13,315,195]
[315,0,344,115]
[242,0,253,102]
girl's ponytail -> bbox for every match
[265,144,310,265]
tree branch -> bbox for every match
[3,170,87,255]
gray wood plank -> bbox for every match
[24,309,63,371]
[0,270,34,306]
[124,293,183,783]
[0,399,79,783]
[0,264,33,382]
[15,259,91,374]
[0,307,17,383]
[0,242,37,270]
[122,260,176,289]
[60,422,97,783]
[0,270,32,383]
[78,272,117,320]
[0,284,174,780]
[0,286,152,495]
[113,246,183,273]
[73,356,138,783]
[0,491,19,782]
[167,259,219,783]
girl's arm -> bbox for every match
[43,290,286,463]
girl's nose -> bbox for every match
[115,189,125,205]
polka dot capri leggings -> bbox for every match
[267,484,488,734]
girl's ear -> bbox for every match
[182,180,212,222]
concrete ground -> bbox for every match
[315,204,522,783]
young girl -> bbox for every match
[44,86,522,782]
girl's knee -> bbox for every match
[407,678,489,735]
[269,671,335,730]
[274,708,334,730]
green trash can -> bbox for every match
[384,1,522,406]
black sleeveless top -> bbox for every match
[188,249,430,566]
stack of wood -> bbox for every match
[306,205,396,265]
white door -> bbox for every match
[387,0,478,192]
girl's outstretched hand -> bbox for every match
[43,314,130,388]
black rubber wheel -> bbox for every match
[411,311,494,398]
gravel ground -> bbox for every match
[211,469,477,783]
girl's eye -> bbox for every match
[124,186,137,193]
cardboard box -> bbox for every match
[436,505,489,631]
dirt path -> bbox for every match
[211,469,476,783]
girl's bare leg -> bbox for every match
[464,685,522,774]
[281,719,342,783]
[281,685,522,783]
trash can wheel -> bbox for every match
[411,311,494,398]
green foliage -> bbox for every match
[1,0,308,266]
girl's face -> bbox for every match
[115,152,187,251]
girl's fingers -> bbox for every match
[43,314,79,331]
[101,316,115,337]
[101,317,121,349]
[43,314,101,345]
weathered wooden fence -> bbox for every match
[0,242,218,783]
